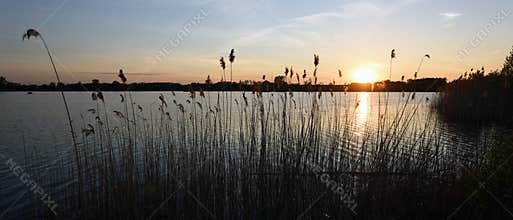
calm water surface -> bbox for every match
[0,91,496,219]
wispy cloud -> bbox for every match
[291,2,384,24]
[235,24,293,45]
[440,12,464,28]
[291,12,343,24]
[235,2,386,46]
[440,12,464,19]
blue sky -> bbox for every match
[1,0,512,83]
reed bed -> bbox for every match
[16,35,504,218]
[29,88,495,220]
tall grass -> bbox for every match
[22,28,84,208]
[37,88,486,219]
[25,50,503,219]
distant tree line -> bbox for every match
[436,46,513,124]
[0,76,446,92]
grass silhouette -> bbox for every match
[23,28,85,207]
[17,45,513,219]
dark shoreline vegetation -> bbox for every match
[5,29,513,219]
[0,76,447,92]
[437,47,513,125]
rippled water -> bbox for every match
[0,91,497,219]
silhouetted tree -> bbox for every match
[205,75,212,85]
[502,46,513,76]
[0,76,6,86]
[274,76,286,88]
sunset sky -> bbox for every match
[1,0,512,84]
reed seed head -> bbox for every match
[118,69,127,83]
[22,29,40,41]
[158,94,167,108]
[97,91,104,102]
[220,57,226,70]
[229,49,235,63]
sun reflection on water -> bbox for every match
[355,92,369,135]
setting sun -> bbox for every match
[353,67,378,83]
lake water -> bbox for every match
[0,91,498,219]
